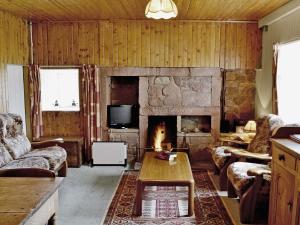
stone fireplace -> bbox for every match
[100,67,222,162]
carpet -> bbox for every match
[102,170,233,225]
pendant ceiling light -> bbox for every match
[145,0,178,20]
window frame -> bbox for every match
[276,39,300,124]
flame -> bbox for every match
[153,122,166,151]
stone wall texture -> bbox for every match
[138,72,222,154]
[224,69,256,121]
[148,76,212,107]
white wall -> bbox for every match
[257,4,300,116]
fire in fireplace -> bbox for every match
[148,116,177,151]
[153,122,166,151]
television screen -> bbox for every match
[108,105,138,128]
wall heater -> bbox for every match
[91,142,127,166]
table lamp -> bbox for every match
[244,120,256,133]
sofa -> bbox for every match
[0,113,67,176]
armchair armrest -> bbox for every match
[223,146,245,154]
[31,138,64,149]
[225,148,272,161]
[0,168,56,177]
[247,167,271,176]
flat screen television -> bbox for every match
[107,105,138,128]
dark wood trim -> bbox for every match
[239,175,264,223]
[57,161,68,177]
[219,156,238,191]
[0,168,55,177]
[227,179,237,198]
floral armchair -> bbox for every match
[226,123,300,223]
[0,113,67,177]
[210,114,284,190]
[227,161,271,223]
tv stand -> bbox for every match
[108,128,139,167]
[110,127,138,129]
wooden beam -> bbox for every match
[259,0,300,28]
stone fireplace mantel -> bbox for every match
[100,67,222,77]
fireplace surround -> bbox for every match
[101,67,222,161]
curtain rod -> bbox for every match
[39,65,82,68]
[29,22,33,64]
[23,65,101,68]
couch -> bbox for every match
[0,113,67,176]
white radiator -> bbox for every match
[92,142,127,166]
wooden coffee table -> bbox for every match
[136,152,194,216]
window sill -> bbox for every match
[42,109,80,112]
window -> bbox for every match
[40,69,80,111]
[277,40,300,124]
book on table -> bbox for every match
[156,151,177,161]
[290,134,300,143]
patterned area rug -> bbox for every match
[102,170,233,225]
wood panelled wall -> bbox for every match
[42,112,82,137]
[32,20,261,69]
[0,11,29,112]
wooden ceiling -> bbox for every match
[0,0,290,21]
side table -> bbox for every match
[219,132,254,148]
[37,136,84,168]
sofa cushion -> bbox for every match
[211,146,242,169]
[227,162,270,193]
[22,146,67,170]
[0,143,13,167]
[0,113,31,159]
[3,135,31,159]
[1,157,50,170]
[0,113,24,139]
[247,114,284,154]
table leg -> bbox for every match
[136,180,143,216]
[48,213,56,225]
[188,182,195,216]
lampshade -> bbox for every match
[145,0,178,20]
[244,120,256,132]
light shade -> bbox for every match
[145,0,178,20]
[244,120,257,132]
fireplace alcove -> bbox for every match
[102,67,222,162]
[180,115,211,133]
[147,116,177,150]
